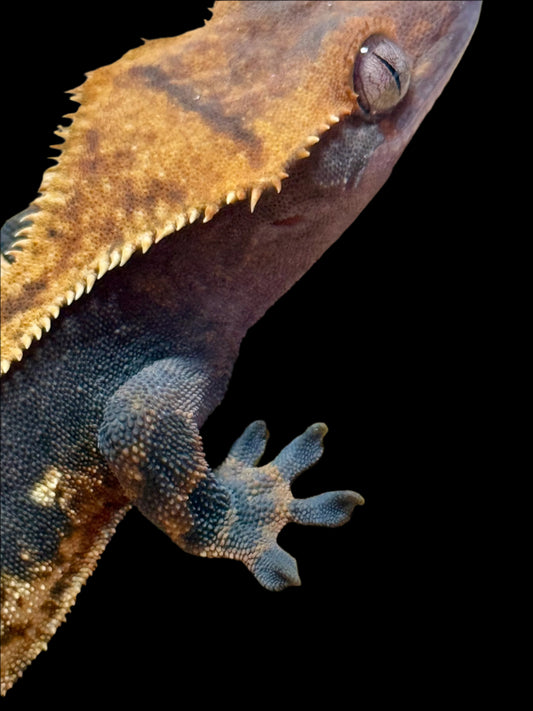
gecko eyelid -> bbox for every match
[353,35,410,118]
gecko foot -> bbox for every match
[205,421,364,591]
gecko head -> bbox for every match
[0,1,481,374]
[246,1,481,251]
[299,1,482,217]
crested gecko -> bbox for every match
[0,0,481,695]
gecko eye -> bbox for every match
[353,35,410,118]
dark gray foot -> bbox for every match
[209,421,363,591]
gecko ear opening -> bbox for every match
[353,35,410,118]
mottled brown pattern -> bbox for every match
[128,64,264,158]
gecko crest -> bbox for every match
[0,106,346,375]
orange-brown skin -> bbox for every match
[0,1,481,696]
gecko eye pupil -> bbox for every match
[353,35,410,118]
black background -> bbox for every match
[1,3,494,707]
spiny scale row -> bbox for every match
[1,116,342,375]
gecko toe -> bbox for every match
[251,545,301,591]
[272,422,328,484]
[222,420,269,468]
[290,490,364,527]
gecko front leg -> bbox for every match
[98,356,362,590]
